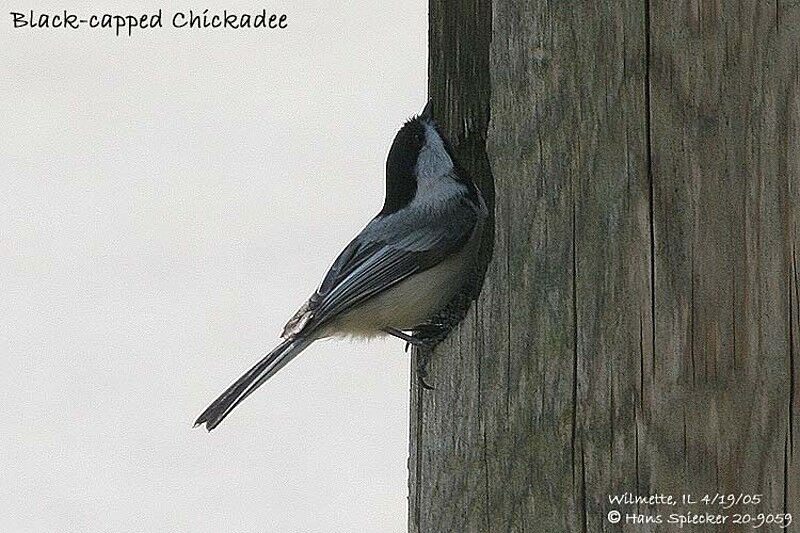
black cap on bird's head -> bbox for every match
[381,101,455,216]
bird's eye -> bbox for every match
[415,133,424,144]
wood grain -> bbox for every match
[409,1,799,531]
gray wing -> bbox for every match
[292,194,480,334]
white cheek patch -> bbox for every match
[413,123,459,206]
[416,123,454,183]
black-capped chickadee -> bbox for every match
[194,102,488,431]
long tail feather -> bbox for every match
[194,336,313,431]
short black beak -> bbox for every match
[420,100,433,120]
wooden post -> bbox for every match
[409,1,799,531]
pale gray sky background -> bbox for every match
[1,1,426,531]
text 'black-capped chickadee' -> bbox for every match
[194,102,488,431]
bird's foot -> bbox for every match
[411,322,450,390]
[416,349,435,390]
[384,324,449,390]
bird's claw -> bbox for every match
[417,373,435,390]
[391,323,450,390]
[416,347,435,390]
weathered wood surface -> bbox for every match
[409,1,799,532]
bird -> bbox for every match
[194,101,488,431]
